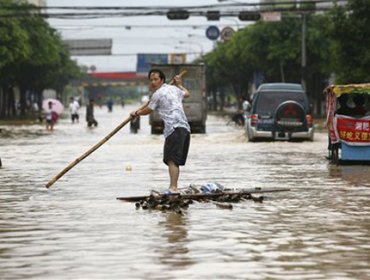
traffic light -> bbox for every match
[167,9,189,20]
[206,11,220,21]
[238,11,261,21]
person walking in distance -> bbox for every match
[130,69,191,193]
[45,101,58,131]
[69,97,80,123]
[86,99,98,128]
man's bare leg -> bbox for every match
[168,160,179,191]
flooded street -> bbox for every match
[1,103,370,280]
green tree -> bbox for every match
[204,17,303,107]
[328,0,370,83]
[204,13,333,114]
[14,9,66,114]
[0,0,82,118]
[240,18,302,83]
[0,0,31,117]
[304,14,332,114]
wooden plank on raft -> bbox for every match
[116,188,290,202]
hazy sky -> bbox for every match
[46,0,257,72]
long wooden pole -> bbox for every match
[46,70,186,189]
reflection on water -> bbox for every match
[1,104,370,279]
[157,213,194,268]
[328,164,370,187]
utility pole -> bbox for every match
[301,12,307,91]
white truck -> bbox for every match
[149,63,207,134]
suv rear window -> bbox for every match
[255,91,307,114]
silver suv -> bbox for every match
[245,83,314,141]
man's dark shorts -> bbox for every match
[163,127,190,166]
[71,113,79,122]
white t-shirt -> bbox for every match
[46,108,53,121]
[242,100,251,111]
[148,83,190,138]
[69,100,80,114]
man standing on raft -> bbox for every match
[131,69,191,193]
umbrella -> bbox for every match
[42,98,64,115]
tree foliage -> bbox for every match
[203,16,307,102]
[0,0,82,117]
[203,0,369,110]
[0,0,30,76]
[328,0,370,83]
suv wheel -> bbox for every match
[274,101,306,131]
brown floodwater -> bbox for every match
[1,103,369,279]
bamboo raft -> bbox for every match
[117,187,290,214]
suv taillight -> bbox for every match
[251,114,258,127]
[306,114,313,127]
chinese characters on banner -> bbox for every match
[326,93,338,143]
[334,115,370,146]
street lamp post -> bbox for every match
[301,12,307,91]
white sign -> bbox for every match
[261,12,282,22]
[221,27,235,41]
[63,39,112,56]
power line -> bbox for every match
[0,1,347,19]
[54,23,242,29]
[1,1,346,10]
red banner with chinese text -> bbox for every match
[326,93,338,143]
[334,115,370,146]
